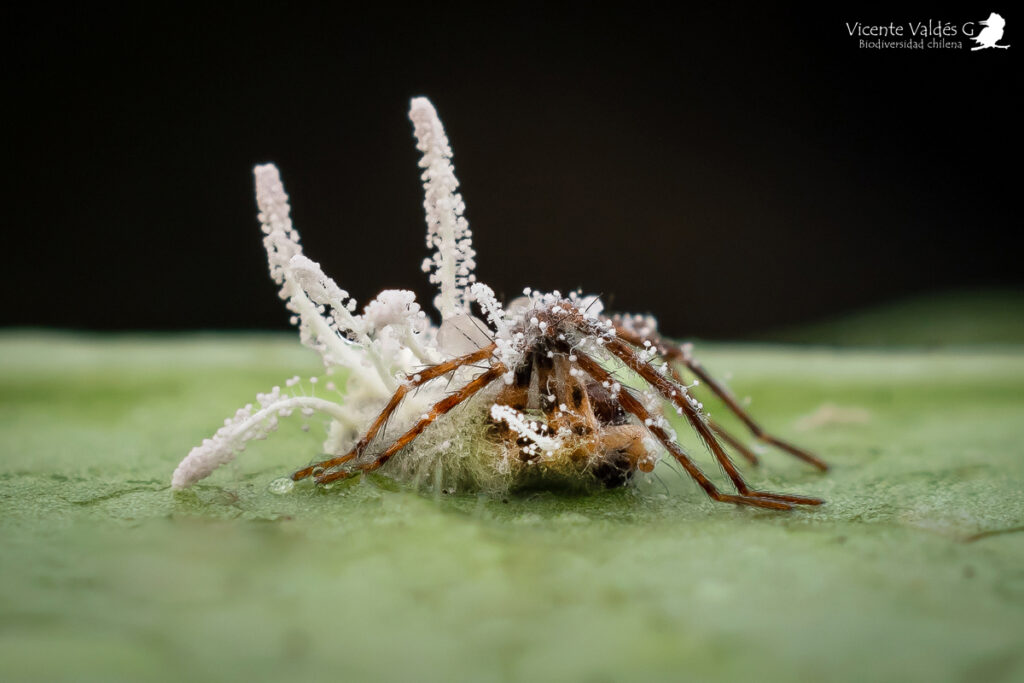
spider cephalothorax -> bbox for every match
[487,297,660,489]
[173,97,827,511]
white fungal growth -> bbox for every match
[362,290,424,334]
[489,404,565,452]
[255,164,301,290]
[471,282,525,381]
[174,98,488,489]
[410,97,476,320]
[172,387,350,489]
[174,97,668,494]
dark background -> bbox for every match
[5,4,1019,338]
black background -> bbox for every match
[5,4,1019,338]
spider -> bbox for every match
[173,97,828,511]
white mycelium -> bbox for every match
[173,98,668,492]
[411,97,476,321]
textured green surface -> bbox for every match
[1,330,1023,682]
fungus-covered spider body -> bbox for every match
[173,98,828,511]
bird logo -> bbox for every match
[971,12,1010,50]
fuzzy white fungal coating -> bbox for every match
[174,100,483,489]
[174,98,666,492]
[489,404,565,452]
[470,282,525,383]
[410,97,476,320]
[172,389,349,489]
[362,290,425,334]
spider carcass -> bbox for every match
[172,98,828,510]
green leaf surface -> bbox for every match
[1,330,1022,682]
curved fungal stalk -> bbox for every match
[172,389,351,489]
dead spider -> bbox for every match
[172,97,827,511]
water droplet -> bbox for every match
[268,477,294,495]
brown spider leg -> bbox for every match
[490,353,549,461]
[609,335,761,466]
[315,363,507,485]
[679,350,828,471]
[591,334,822,506]
[494,354,533,413]
[292,343,497,481]
[540,350,601,463]
[612,324,827,471]
[707,418,760,466]
[656,354,761,467]
[654,353,761,466]
[610,324,758,465]
[571,352,792,510]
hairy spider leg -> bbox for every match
[548,348,653,480]
[542,349,600,461]
[571,352,792,510]
[593,332,822,506]
[550,342,658,476]
[679,349,828,470]
[611,323,828,471]
[490,347,600,463]
[492,348,652,479]
[490,351,547,462]
[292,343,498,481]
[610,324,759,465]
[706,417,761,466]
[315,364,507,485]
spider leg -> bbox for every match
[292,343,497,481]
[678,348,828,471]
[611,321,759,464]
[615,339,762,467]
[611,322,828,471]
[602,331,760,466]
[541,349,602,462]
[662,366,760,466]
[707,417,760,466]
[571,351,793,510]
[490,353,543,461]
[580,334,822,506]
[315,363,506,485]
